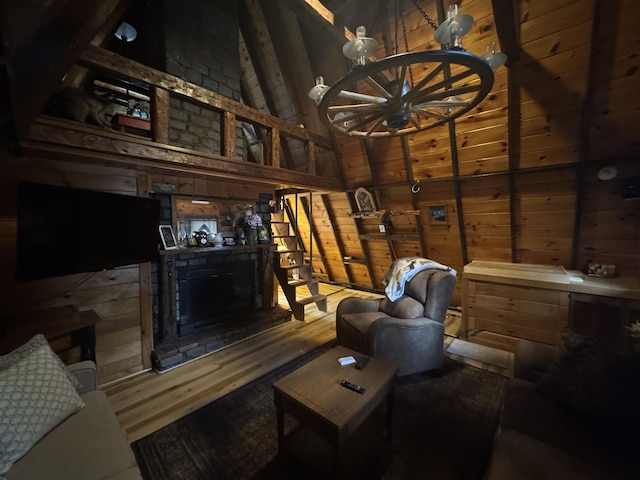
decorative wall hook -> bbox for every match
[411,181,421,194]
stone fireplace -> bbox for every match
[152,245,290,371]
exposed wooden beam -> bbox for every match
[0,0,129,138]
[571,0,602,269]
[490,0,520,62]
[261,1,326,133]
[283,0,356,41]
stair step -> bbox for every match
[288,279,318,287]
[296,294,327,305]
[278,264,310,271]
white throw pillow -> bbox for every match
[0,334,83,390]
[0,343,85,474]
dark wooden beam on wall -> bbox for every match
[571,0,603,269]
[490,0,520,62]
[401,136,428,258]
[321,193,353,284]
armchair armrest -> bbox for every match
[66,360,98,395]
[336,296,382,318]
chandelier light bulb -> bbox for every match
[342,26,378,66]
[483,42,507,70]
[308,75,331,104]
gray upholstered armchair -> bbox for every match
[336,268,456,376]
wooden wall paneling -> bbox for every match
[401,137,428,258]
[320,194,351,283]
[371,137,409,185]
[513,169,577,266]
[346,191,375,288]
[459,175,512,264]
[577,161,640,276]
[413,179,464,305]
[337,137,373,189]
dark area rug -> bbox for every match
[132,343,506,480]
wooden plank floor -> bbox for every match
[103,284,512,443]
[103,284,382,442]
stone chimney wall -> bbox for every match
[162,0,243,158]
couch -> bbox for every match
[485,334,638,480]
[0,334,141,479]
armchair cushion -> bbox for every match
[380,295,424,318]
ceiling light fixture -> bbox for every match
[114,22,138,43]
[309,1,506,138]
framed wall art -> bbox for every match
[429,205,448,224]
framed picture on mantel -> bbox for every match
[159,225,178,250]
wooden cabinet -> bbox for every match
[462,261,640,352]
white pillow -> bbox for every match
[0,343,85,474]
[0,334,83,390]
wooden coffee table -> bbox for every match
[273,345,397,473]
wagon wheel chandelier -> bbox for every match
[308,1,506,138]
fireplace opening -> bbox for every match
[178,261,255,335]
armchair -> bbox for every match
[336,268,456,376]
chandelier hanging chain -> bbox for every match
[400,1,415,89]
[411,0,438,30]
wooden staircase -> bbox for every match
[271,202,327,320]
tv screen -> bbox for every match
[17,182,161,281]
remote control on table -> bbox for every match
[355,356,370,370]
[340,379,365,394]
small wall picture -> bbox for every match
[159,225,178,250]
[429,205,448,224]
[355,187,376,212]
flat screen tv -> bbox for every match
[17,182,161,281]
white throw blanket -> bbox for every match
[382,257,457,302]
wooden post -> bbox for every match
[151,87,170,144]
[223,111,236,158]
[306,141,316,175]
[270,128,280,168]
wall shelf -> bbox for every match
[348,209,420,219]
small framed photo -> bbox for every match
[159,225,178,250]
[354,187,376,212]
[429,205,448,224]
